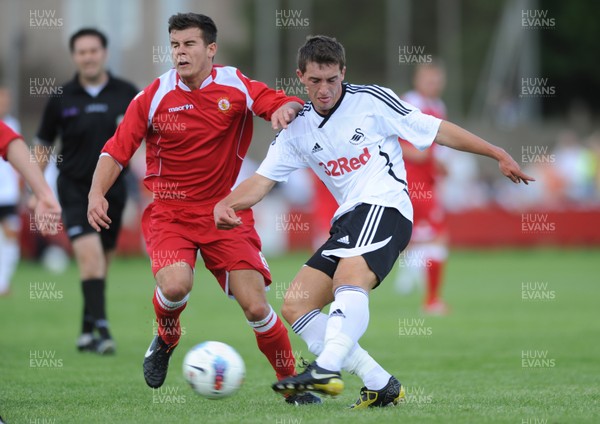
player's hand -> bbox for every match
[87,192,111,231]
[271,101,302,130]
[32,193,62,236]
[214,202,242,230]
[498,153,536,185]
[27,193,38,211]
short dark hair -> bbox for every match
[69,28,107,53]
[168,13,217,45]
[297,35,346,73]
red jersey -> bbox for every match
[399,91,447,190]
[102,66,302,203]
[0,120,22,160]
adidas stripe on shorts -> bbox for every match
[306,203,412,287]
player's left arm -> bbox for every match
[238,70,303,130]
[434,121,535,185]
[214,174,277,230]
[270,101,303,130]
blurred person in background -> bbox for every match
[0,87,22,296]
[553,130,596,204]
[34,28,138,354]
[586,132,600,203]
[396,62,450,314]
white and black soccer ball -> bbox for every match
[183,341,245,399]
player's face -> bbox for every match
[297,62,345,115]
[170,28,217,89]
[72,36,107,83]
[414,67,445,99]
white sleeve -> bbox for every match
[375,86,442,151]
[256,131,307,183]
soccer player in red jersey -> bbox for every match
[87,13,319,404]
[397,62,450,314]
[0,121,61,236]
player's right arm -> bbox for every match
[87,155,122,231]
[1,122,61,235]
[214,174,277,230]
[215,129,307,230]
[87,86,152,231]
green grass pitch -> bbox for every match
[1,248,599,423]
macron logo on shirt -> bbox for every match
[168,104,194,113]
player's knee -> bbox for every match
[79,257,105,279]
[159,279,191,302]
[281,297,304,325]
[241,302,271,322]
[280,301,294,325]
[156,263,193,301]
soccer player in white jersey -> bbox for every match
[214,35,534,408]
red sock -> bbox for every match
[426,260,444,305]
[252,311,296,380]
[152,288,187,345]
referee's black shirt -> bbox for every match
[37,73,138,183]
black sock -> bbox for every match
[81,303,95,334]
[82,278,111,340]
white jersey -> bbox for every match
[256,83,442,223]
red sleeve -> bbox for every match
[0,121,22,160]
[101,81,156,168]
[236,69,303,121]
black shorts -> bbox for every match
[57,174,126,251]
[0,205,17,220]
[306,203,412,287]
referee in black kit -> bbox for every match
[35,28,138,355]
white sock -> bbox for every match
[396,246,426,294]
[344,345,391,390]
[0,228,20,293]
[422,243,449,262]
[155,285,189,310]
[247,305,277,333]
[316,285,369,371]
[292,308,391,389]
[291,308,325,354]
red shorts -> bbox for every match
[142,200,271,294]
[410,195,447,243]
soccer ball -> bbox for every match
[182,341,245,399]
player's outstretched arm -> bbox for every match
[7,139,62,235]
[214,174,277,230]
[32,141,51,173]
[434,121,535,185]
[271,101,303,130]
[87,155,122,231]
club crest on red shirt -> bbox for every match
[217,97,231,113]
